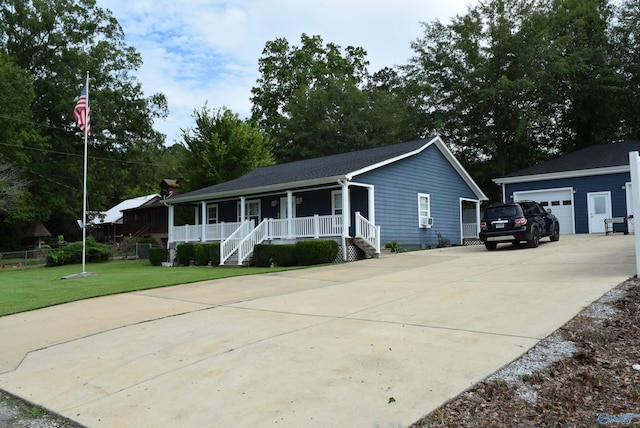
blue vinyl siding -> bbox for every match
[356,144,478,248]
[504,172,630,233]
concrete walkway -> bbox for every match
[0,234,635,427]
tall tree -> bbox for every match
[404,0,552,180]
[251,34,422,163]
[403,0,624,200]
[612,0,640,140]
[0,0,168,240]
[180,106,274,192]
[543,0,620,152]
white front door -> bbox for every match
[587,191,612,233]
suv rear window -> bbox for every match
[484,206,520,218]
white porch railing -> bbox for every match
[355,212,380,254]
[462,222,479,239]
[171,221,243,243]
[220,220,254,265]
[237,219,270,265]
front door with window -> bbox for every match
[587,191,611,233]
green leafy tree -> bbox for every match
[612,0,640,140]
[403,0,624,200]
[0,0,168,241]
[251,34,420,163]
[180,106,274,192]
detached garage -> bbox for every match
[493,140,640,235]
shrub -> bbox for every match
[252,244,297,267]
[176,244,194,266]
[193,243,220,266]
[149,248,169,266]
[46,237,112,267]
[295,240,339,266]
[385,240,403,253]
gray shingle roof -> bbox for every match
[169,137,437,203]
[505,140,640,178]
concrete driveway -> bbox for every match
[0,234,635,427]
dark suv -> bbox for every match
[479,201,560,251]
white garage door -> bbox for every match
[513,188,575,234]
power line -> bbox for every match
[0,141,166,167]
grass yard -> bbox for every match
[0,260,297,317]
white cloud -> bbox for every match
[104,0,477,145]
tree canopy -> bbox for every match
[0,0,168,248]
[251,34,422,163]
[179,106,274,193]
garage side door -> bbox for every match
[513,188,575,234]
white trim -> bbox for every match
[347,136,488,201]
[349,181,375,224]
[207,203,219,224]
[494,165,629,185]
[418,193,431,228]
[460,197,480,242]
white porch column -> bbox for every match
[367,186,375,224]
[240,196,246,220]
[342,182,350,231]
[201,202,207,242]
[475,201,481,236]
[629,151,640,277]
[167,204,174,247]
[341,181,350,261]
[287,190,294,238]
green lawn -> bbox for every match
[0,260,297,317]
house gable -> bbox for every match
[166,136,486,205]
[355,143,483,246]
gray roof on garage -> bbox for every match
[505,140,640,178]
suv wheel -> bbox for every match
[484,242,497,251]
[550,222,560,242]
[528,227,540,248]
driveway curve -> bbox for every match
[0,234,635,427]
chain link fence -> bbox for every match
[0,249,48,268]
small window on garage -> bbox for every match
[540,201,549,207]
[563,200,572,205]
[551,201,560,206]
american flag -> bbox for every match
[73,84,90,135]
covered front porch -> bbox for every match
[167,183,380,265]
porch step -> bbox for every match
[351,237,380,259]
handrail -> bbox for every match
[355,212,380,254]
[219,220,253,265]
[237,219,270,265]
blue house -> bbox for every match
[493,140,640,235]
[164,136,488,264]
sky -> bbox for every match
[105,0,478,146]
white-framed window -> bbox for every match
[207,204,218,224]
[332,190,343,216]
[418,193,432,228]
[237,199,261,223]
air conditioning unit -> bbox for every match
[421,217,434,228]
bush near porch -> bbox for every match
[250,240,340,267]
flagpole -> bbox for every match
[81,71,89,274]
